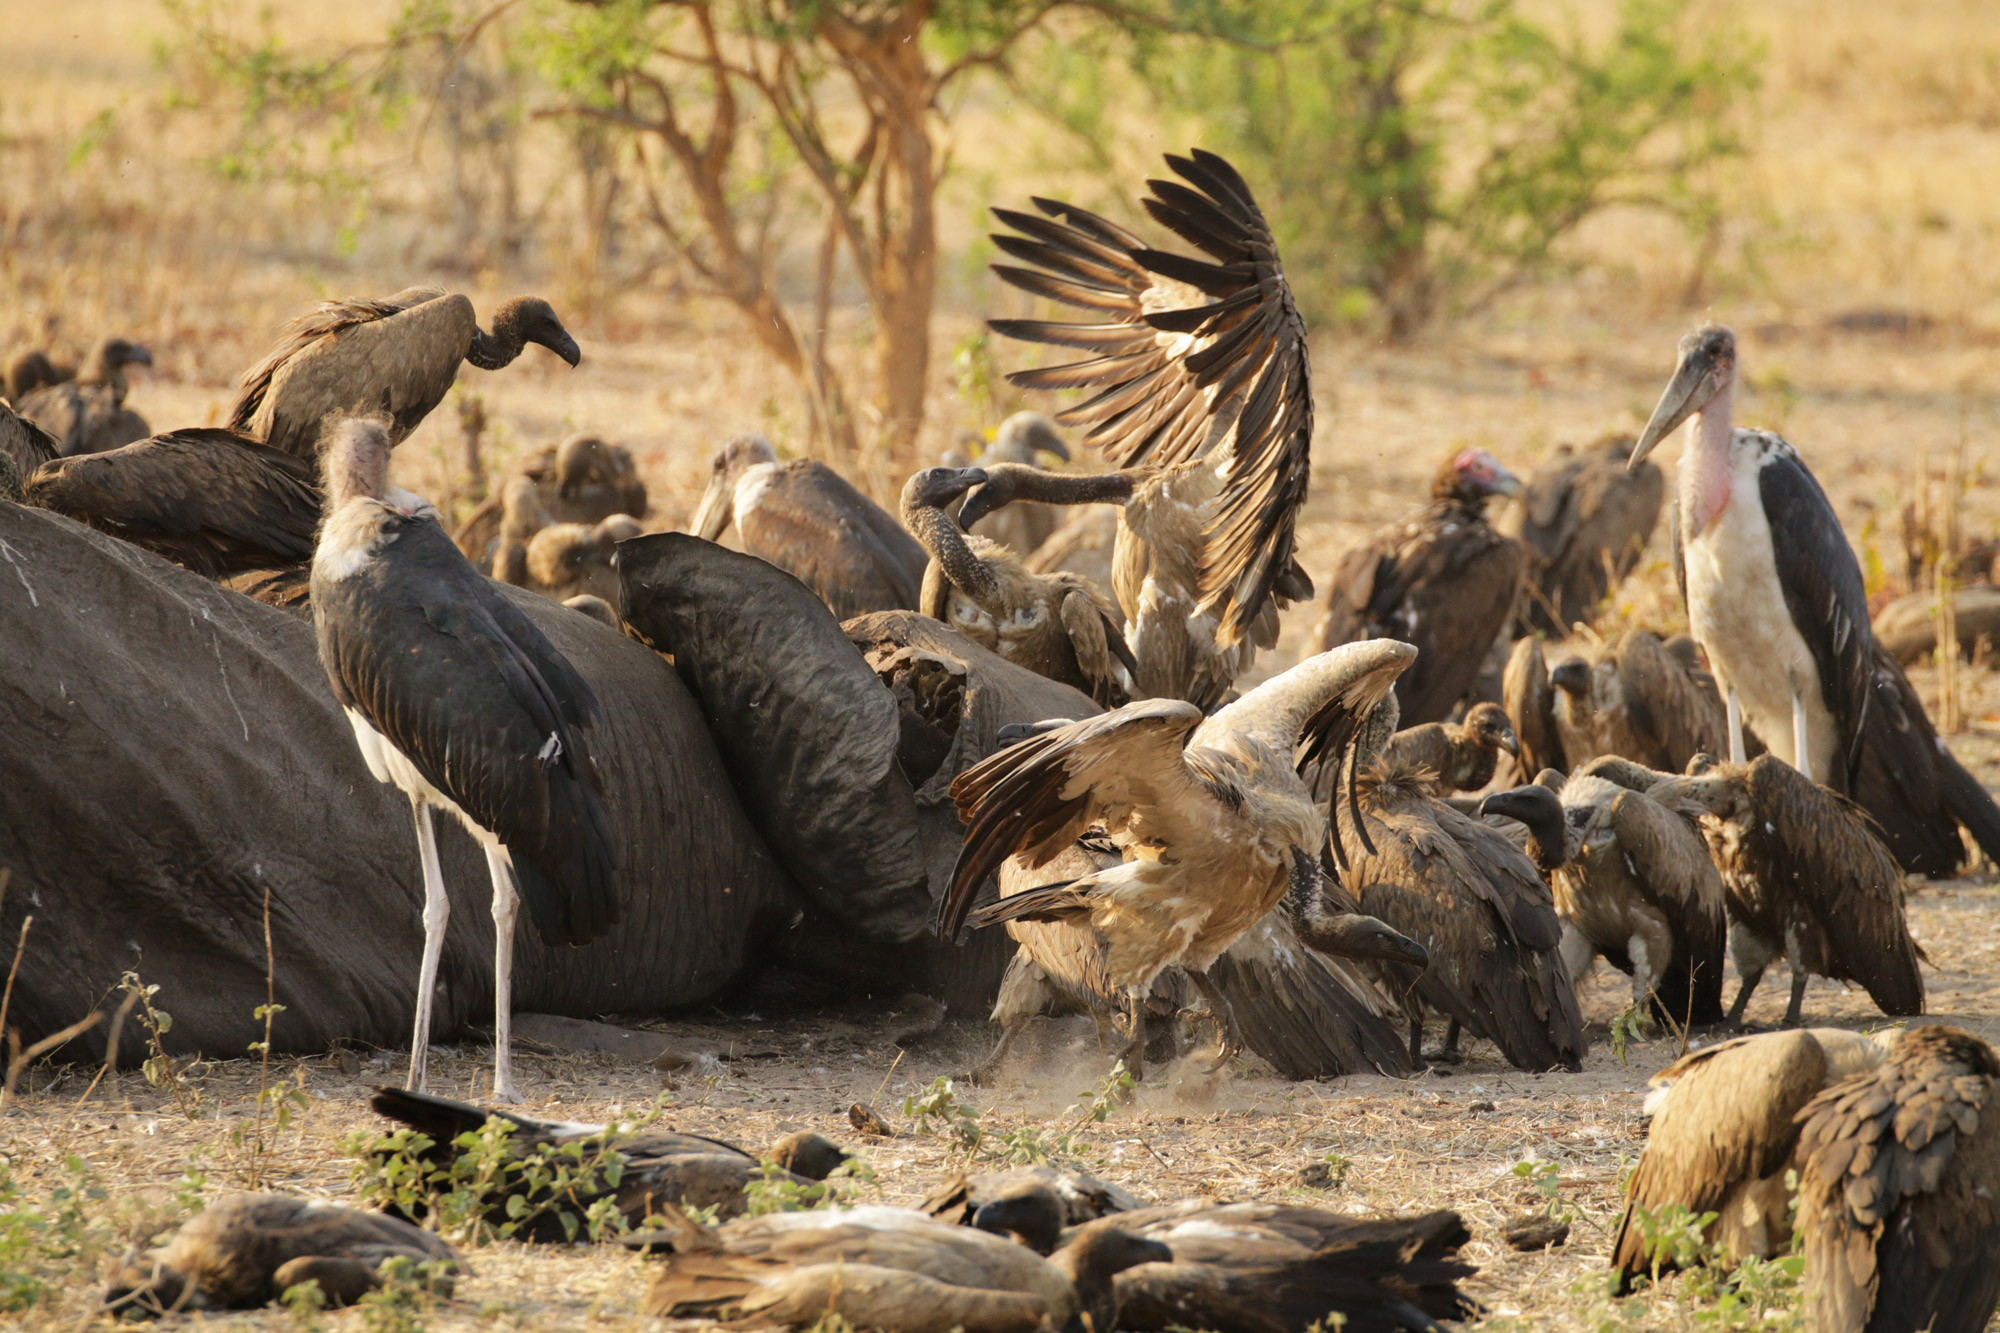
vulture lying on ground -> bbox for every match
[15,336,152,457]
[1795,1025,2000,1333]
[690,432,927,619]
[1482,763,1728,1029]
[103,1193,459,1316]
[1609,1026,1890,1292]
[453,433,648,574]
[1312,448,1528,726]
[1504,630,1736,779]
[231,287,580,463]
[1649,754,1925,1026]
[940,640,1418,1072]
[1503,433,1663,636]
[979,148,1317,709]
[905,465,1135,707]
[961,411,1071,556]
[1379,701,1518,794]
[921,1167,1140,1246]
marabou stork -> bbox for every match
[310,418,618,1101]
[1629,325,2000,875]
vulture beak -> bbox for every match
[1489,462,1525,500]
[1630,342,1719,470]
[1029,420,1070,463]
[688,475,735,543]
[1479,784,1565,845]
[125,344,155,368]
[1497,725,1520,757]
[545,330,583,368]
[1549,657,1591,699]
[1316,913,1430,968]
[957,476,1011,531]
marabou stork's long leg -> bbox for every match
[484,845,522,1104]
[1726,686,1747,765]
[1791,688,1812,780]
[408,799,451,1094]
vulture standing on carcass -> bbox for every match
[690,432,928,619]
[1023,505,1124,620]
[1629,324,2000,876]
[961,411,1072,556]
[310,418,618,1101]
[453,433,648,573]
[904,466,1136,707]
[1608,1026,1890,1292]
[973,148,1318,709]
[102,1193,459,1315]
[1503,629,1736,780]
[1504,433,1664,635]
[1648,754,1925,1027]
[1379,701,1519,794]
[938,640,1419,1072]
[0,400,58,480]
[1795,1025,2000,1333]
[1333,698,1586,1070]
[1311,448,1529,726]
[524,512,643,603]
[15,336,152,457]
[231,287,580,464]
[1481,762,1728,1028]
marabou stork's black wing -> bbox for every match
[313,514,616,947]
[988,148,1313,649]
[23,429,322,578]
[734,461,926,617]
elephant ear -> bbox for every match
[619,533,930,941]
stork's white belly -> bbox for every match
[344,707,506,854]
[1683,488,1838,783]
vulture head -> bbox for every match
[1632,324,1737,470]
[1049,1227,1176,1333]
[85,337,152,377]
[990,411,1071,465]
[491,297,582,367]
[1308,910,1432,967]
[528,514,642,589]
[554,433,626,500]
[1462,701,1520,759]
[4,348,64,400]
[971,1181,1067,1255]
[563,593,621,628]
[1433,446,1524,508]
[901,465,989,520]
[689,433,780,541]
[1645,761,1753,824]
[1481,782,1570,872]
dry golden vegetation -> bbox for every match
[7,0,2000,1329]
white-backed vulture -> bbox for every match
[1608,1027,1890,1292]
[690,433,927,619]
[1510,629,1736,778]
[1024,505,1124,625]
[1628,324,2000,877]
[0,401,58,481]
[1504,433,1663,636]
[921,1167,1140,1251]
[1648,754,1925,1027]
[525,512,642,603]
[939,641,1417,1069]
[1796,1025,2000,1333]
[1481,764,1727,1028]
[963,411,1070,556]
[1380,701,1519,794]
[231,288,580,463]
[17,336,152,457]
[102,1193,459,1315]
[905,466,1135,707]
[633,1204,1171,1333]
[23,428,322,578]
[1312,448,1529,726]
[452,434,648,573]
[982,149,1317,709]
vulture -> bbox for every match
[904,466,1135,707]
[1504,433,1663,636]
[231,287,580,463]
[1481,762,1728,1029]
[1311,447,1529,726]
[1024,505,1124,624]
[3,347,67,400]
[490,473,550,586]
[921,1167,1140,1248]
[524,512,643,602]
[367,1087,845,1236]
[311,418,618,1100]
[938,640,1418,1069]
[0,400,58,480]
[1335,699,1586,1071]
[1379,701,1519,794]
[631,1203,1171,1333]
[962,411,1072,556]
[1504,629,1736,779]
[15,336,152,456]
[23,428,322,578]
[1629,324,2000,876]
[690,432,927,619]
[1796,1024,2000,1333]
[981,148,1317,708]
[102,1193,459,1316]
[1648,754,1925,1027]
[453,433,648,573]
[1608,1026,1890,1292]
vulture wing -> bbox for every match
[1511,436,1662,635]
[734,461,926,617]
[1605,629,1732,773]
[0,401,59,477]
[312,513,616,947]
[1204,907,1415,1079]
[1503,635,1565,776]
[1603,787,1728,1025]
[24,429,322,578]
[989,148,1313,649]
[939,700,1217,940]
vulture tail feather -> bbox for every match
[1939,746,2000,870]
[968,880,1092,930]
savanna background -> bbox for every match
[6,0,2000,1327]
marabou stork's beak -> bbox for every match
[1630,341,1722,471]
[688,474,735,542]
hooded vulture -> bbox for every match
[230,287,580,464]
[1329,696,1586,1071]
[1628,324,2000,877]
[631,1203,1171,1333]
[16,336,152,457]
[689,433,927,619]
[1503,433,1663,636]
[102,1193,459,1316]
[1608,1026,1890,1292]
[1648,754,1925,1027]
[1504,629,1737,781]
[1311,447,1529,726]
[939,640,1418,1070]
[1380,701,1519,794]
[524,512,642,603]
[1796,1024,2000,1333]
[1481,761,1728,1029]
[905,466,1135,707]
[962,411,1072,556]
[977,148,1317,709]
